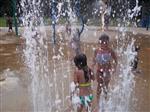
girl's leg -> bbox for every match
[97,82,102,100]
[103,72,111,99]
[104,72,111,89]
[77,104,83,112]
[87,102,92,112]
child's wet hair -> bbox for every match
[74,53,89,82]
[99,33,109,42]
[74,53,87,69]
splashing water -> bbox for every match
[20,0,142,112]
[21,0,52,111]
[128,0,141,19]
[98,0,141,112]
[99,38,137,112]
[21,0,75,111]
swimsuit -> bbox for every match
[96,52,111,65]
[78,69,93,107]
[79,94,94,107]
[79,82,91,87]
[79,82,93,106]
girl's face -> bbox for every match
[98,40,109,48]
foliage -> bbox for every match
[0,17,6,27]
[0,0,13,16]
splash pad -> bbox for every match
[0,0,150,112]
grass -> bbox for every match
[0,16,125,27]
[1,16,146,28]
[0,17,6,27]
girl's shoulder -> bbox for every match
[108,47,115,53]
[74,68,83,75]
[95,48,101,53]
[108,47,113,52]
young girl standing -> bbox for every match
[72,53,95,112]
[92,34,117,102]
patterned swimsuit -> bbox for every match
[96,51,112,65]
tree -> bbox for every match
[0,0,12,16]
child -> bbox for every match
[72,53,95,112]
[131,45,140,72]
[92,33,117,102]
[7,16,13,32]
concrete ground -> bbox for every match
[0,26,150,112]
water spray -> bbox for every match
[74,0,85,36]
[51,0,57,44]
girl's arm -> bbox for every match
[111,49,118,73]
[70,70,79,99]
[73,70,78,85]
[71,70,79,93]
[111,49,117,65]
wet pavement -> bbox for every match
[0,28,150,112]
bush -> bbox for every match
[0,17,6,27]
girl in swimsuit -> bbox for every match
[73,53,95,112]
[92,34,117,102]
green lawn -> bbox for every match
[0,17,6,27]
